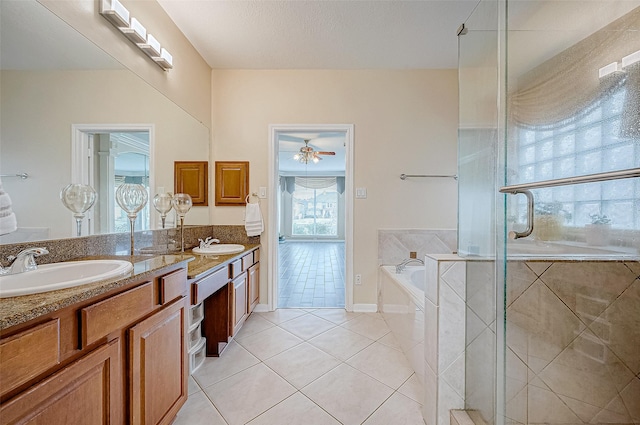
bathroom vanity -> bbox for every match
[187,245,260,357]
[0,242,261,424]
[0,255,192,425]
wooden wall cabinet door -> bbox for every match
[215,161,249,206]
[247,262,260,314]
[229,273,248,337]
[0,338,122,425]
[129,298,188,425]
[174,161,208,206]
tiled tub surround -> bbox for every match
[505,259,640,425]
[380,265,425,386]
[378,229,457,266]
[424,254,467,425]
[0,225,259,266]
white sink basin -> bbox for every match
[192,244,245,255]
[0,260,133,298]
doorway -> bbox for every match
[268,124,354,311]
[72,124,154,236]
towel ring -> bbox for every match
[245,192,260,204]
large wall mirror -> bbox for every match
[0,0,210,244]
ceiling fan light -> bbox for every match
[313,156,320,163]
[293,153,300,161]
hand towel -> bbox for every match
[244,202,264,237]
[0,180,17,235]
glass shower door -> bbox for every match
[458,0,500,423]
[502,2,640,424]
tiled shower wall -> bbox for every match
[378,229,457,265]
[505,260,640,424]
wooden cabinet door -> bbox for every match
[129,298,188,425]
[229,273,248,337]
[214,161,249,206]
[247,262,260,314]
[0,338,122,425]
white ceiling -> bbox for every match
[156,0,480,69]
[279,132,346,174]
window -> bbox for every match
[514,84,639,229]
[291,182,338,236]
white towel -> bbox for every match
[0,180,17,235]
[244,202,264,237]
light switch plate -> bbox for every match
[259,187,267,198]
[356,187,367,199]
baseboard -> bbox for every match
[352,303,378,313]
[252,303,270,313]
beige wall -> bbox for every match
[39,0,212,127]
[210,69,459,306]
[1,70,210,239]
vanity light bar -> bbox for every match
[154,48,173,69]
[120,17,147,44]
[622,50,640,68]
[598,62,620,78]
[100,0,129,28]
[138,33,162,58]
[99,0,173,71]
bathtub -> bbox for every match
[379,265,425,385]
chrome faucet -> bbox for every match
[395,258,424,274]
[1,247,49,275]
[198,237,220,249]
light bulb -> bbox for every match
[313,156,320,163]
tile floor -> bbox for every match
[278,242,345,308]
[175,309,426,425]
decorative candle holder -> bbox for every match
[153,193,173,229]
[116,183,148,255]
[60,183,97,237]
[172,193,192,252]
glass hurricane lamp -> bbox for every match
[60,183,97,237]
[153,193,173,229]
[172,193,192,252]
[116,183,148,255]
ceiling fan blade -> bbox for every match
[316,151,336,155]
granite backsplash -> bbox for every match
[0,225,260,267]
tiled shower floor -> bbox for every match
[174,309,425,425]
[277,241,345,308]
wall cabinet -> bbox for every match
[0,265,189,425]
[0,338,122,424]
[214,161,249,206]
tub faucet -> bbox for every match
[395,258,424,274]
[1,247,49,275]
[198,237,220,249]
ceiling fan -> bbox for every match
[293,139,335,164]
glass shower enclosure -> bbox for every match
[459,1,640,424]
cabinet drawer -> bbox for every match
[229,259,243,279]
[241,252,254,271]
[192,267,228,304]
[81,282,154,347]
[0,319,60,397]
[160,268,187,305]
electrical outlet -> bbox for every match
[355,274,362,285]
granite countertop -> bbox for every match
[185,244,261,280]
[0,243,262,331]
[0,254,194,331]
